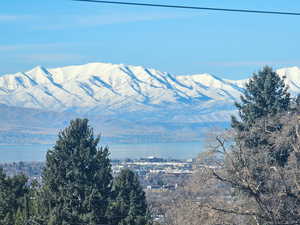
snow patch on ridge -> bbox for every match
[0,62,299,122]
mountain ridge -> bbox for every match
[0,63,299,144]
[0,62,246,112]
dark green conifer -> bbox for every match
[14,208,26,225]
[231,66,291,166]
[108,169,151,225]
[0,168,28,225]
[41,118,112,225]
[232,66,290,131]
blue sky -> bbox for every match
[1,0,300,79]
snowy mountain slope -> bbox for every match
[276,66,300,94]
[0,63,299,144]
[0,62,244,112]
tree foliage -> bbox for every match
[232,66,290,131]
[0,118,154,225]
[0,168,29,225]
[231,66,292,167]
[165,66,299,225]
[165,117,300,225]
[108,168,151,225]
[41,118,113,225]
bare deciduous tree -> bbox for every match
[165,113,300,225]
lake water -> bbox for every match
[0,142,203,162]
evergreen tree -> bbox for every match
[41,118,112,225]
[231,66,291,166]
[232,66,290,131]
[108,169,151,225]
[28,180,47,225]
[0,168,28,225]
[14,208,26,225]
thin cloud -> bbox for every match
[0,11,191,30]
[77,12,187,26]
[0,43,63,51]
[0,14,33,22]
[17,53,87,63]
[0,42,99,52]
[30,12,190,30]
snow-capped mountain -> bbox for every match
[0,63,299,144]
[0,62,244,112]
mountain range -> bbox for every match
[1,63,300,144]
